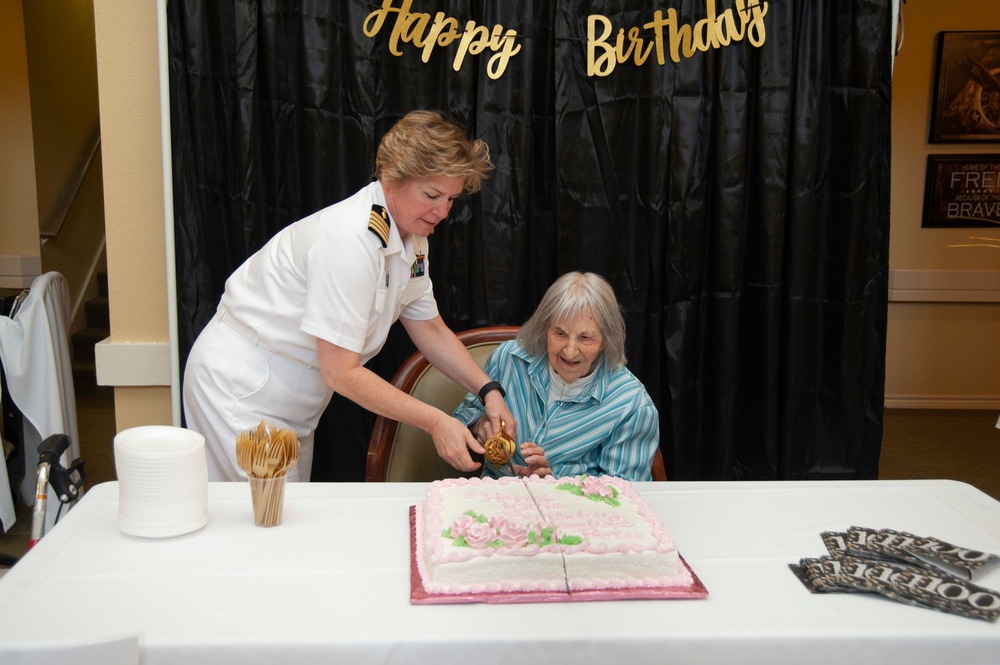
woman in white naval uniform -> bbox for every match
[183,111,517,481]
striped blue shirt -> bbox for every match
[453,340,660,481]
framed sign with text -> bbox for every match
[922,154,1000,228]
[930,31,1000,143]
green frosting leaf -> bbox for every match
[557,535,583,545]
[555,483,584,497]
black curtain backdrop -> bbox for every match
[168,0,891,482]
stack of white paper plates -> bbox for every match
[114,426,208,538]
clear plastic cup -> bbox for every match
[248,475,287,527]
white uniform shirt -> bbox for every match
[218,181,438,366]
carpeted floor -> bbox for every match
[2,398,999,566]
[74,388,118,488]
[879,409,1000,500]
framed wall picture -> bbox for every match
[929,31,1000,143]
[922,154,1000,228]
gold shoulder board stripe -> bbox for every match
[368,205,390,247]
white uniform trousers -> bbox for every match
[182,314,332,481]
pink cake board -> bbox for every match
[409,506,709,605]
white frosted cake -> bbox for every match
[414,474,693,595]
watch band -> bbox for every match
[478,381,506,405]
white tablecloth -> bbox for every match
[0,479,999,665]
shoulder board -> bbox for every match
[368,205,390,248]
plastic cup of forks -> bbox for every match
[248,474,287,527]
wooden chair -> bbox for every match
[365,326,519,482]
[651,446,667,481]
[364,325,668,482]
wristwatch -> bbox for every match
[478,381,506,405]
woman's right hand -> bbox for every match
[429,413,484,472]
[471,415,492,445]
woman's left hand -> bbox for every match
[514,442,551,477]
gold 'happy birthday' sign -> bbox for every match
[362,0,768,80]
[588,0,769,77]
[363,0,521,80]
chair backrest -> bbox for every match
[364,324,668,482]
[651,445,667,481]
[365,326,520,482]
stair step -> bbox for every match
[72,359,112,397]
[71,327,110,362]
[84,296,109,328]
[72,358,96,379]
[68,272,111,397]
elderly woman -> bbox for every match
[184,110,516,481]
[453,272,659,481]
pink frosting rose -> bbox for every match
[582,476,614,498]
[463,520,497,548]
[491,516,530,546]
[449,514,478,538]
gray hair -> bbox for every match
[517,272,627,369]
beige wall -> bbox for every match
[0,0,41,287]
[93,0,172,428]
[22,0,101,229]
[89,2,997,435]
[22,0,107,329]
[887,0,1000,407]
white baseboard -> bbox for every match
[884,394,1000,410]
[95,338,172,386]
[889,269,1000,302]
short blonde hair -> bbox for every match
[517,272,628,370]
[374,110,494,194]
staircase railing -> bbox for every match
[39,130,102,240]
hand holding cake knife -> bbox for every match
[484,420,518,477]
[483,421,554,478]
